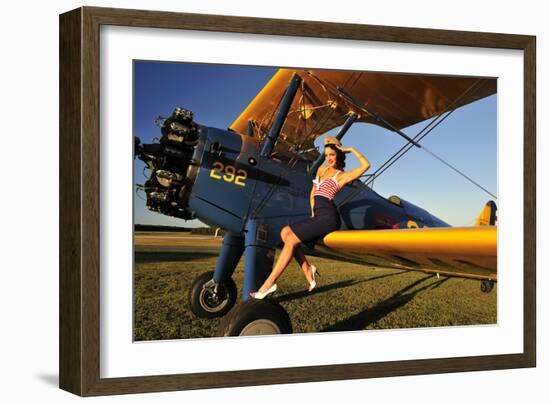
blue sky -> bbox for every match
[134,61,496,227]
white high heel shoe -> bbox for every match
[308,265,320,292]
[250,284,277,300]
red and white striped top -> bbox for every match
[313,170,342,200]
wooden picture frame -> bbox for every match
[59,6,536,396]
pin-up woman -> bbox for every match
[251,136,371,299]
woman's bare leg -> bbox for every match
[294,247,313,283]
[255,226,301,293]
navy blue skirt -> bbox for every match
[289,196,341,248]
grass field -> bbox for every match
[134,247,497,341]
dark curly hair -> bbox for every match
[325,144,346,170]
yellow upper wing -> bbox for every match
[320,226,497,280]
[230,69,496,156]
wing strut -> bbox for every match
[260,74,302,157]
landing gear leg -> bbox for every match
[241,220,275,301]
[187,232,244,318]
[217,220,293,336]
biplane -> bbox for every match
[135,67,497,337]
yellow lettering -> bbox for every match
[223,165,236,182]
[209,161,223,179]
[210,161,247,187]
[235,169,247,186]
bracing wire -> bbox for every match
[336,79,497,207]
[420,145,497,199]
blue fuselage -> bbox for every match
[187,127,449,249]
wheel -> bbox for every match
[216,299,292,337]
[188,271,237,318]
[480,280,495,293]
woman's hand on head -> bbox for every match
[335,144,353,153]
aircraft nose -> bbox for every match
[135,107,201,220]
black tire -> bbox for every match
[480,280,495,293]
[188,271,237,318]
[216,299,292,337]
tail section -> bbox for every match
[475,201,497,226]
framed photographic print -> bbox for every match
[59,6,536,396]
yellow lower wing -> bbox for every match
[321,226,497,280]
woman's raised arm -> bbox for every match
[334,145,371,187]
